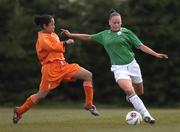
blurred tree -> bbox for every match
[0,0,179,106]
[120,0,180,105]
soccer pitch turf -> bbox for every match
[0,107,180,132]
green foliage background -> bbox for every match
[0,0,179,106]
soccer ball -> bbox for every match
[126,111,142,125]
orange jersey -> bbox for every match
[36,31,65,65]
[35,31,80,90]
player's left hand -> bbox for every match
[66,39,74,44]
[155,53,168,59]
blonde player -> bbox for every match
[61,10,168,124]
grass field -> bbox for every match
[0,107,180,132]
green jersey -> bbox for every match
[91,27,142,65]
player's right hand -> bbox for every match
[60,29,71,37]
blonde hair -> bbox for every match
[109,9,120,20]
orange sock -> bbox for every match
[17,94,39,115]
[83,81,93,106]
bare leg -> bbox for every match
[72,67,99,116]
[117,79,155,124]
[133,83,144,95]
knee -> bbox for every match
[135,87,144,95]
[136,90,144,95]
[133,83,144,95]
[30,94,40,104]
[124,88,135,96]
[36,91,48,100]
[85,71,93,81]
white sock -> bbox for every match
[129,94,150,117]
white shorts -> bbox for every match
[111,59,143,84]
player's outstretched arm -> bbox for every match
[61,29,91,42]
[138,44,168,59]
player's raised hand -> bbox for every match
[155,53,168,59]
[60,29,71,37]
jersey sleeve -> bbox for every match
[40,36,65,52]
[90,31,105,45]
[127,29,142,48]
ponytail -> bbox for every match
[34,16,41,25]
[34,14,53,28]
[109,9,120,20]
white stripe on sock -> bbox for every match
[129,94,150,116]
